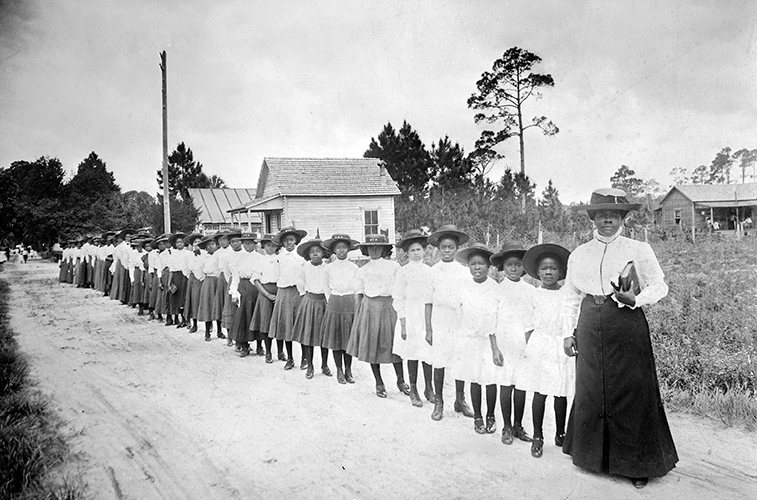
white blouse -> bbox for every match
[354,258,400,298]
[392,260,433,318]
[303,262,330,297]
[257,253,280,284]
[325,258,359,296]
[276,249,305,294]
[430,259,470,310]
[560,229,668,337]
[229,250,263,298]
[497,277,536,334]
[168,248,192,273]
[198,251,221,279]
[459,277,500,338]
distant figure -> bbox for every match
[22,247,29,263]
[713,221,720,231]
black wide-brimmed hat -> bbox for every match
[321,233,360,252]
[522,243,571,280]
[277,226,307,244]
[359,234,393,255]
[168,232,186,246]
[428,224,470,248]
[259,233,281,246]
[115,228,136,240]
[153,233,170,245]
[183,233,203,246]
[455,242,494,265]
[130,239,144,247]
[396,229,428,251]
[572,188,642,215]
[297,239,327,260]
[140,238,154,248]
[197,235,217,249]
[490,241,527,269]
[240,232,258,242]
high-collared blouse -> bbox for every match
[325,258,359,296]
[353,258,400,298]
[430,259,470,310]
[147,249,160,273]
[392,260,433,318]
[197,251,221,280]
[168,248,192,273]
[303,262,330,298]
[229,250,263,297]
[257,252,280,284]
[497,277,536,333]
[276,249,305,294]
[560,229,668,338]
[459,277,500,338]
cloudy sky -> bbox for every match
[1,0,755,203]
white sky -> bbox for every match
[1,0,755,203]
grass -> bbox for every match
[0,279,87,499]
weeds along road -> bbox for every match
[6,261,757,499]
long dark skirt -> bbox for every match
[58,261,67,282]
[104,258,113,294]
[167,272,188,314]
[93,260,102,290]
[87,262,95,286]
[73,259,85,286]
[320,294,355,351]
[231,279,258,343]
[197,276,220,322]
[346,296,400,364]
[250,282,277,339]
[213,273,227,321]
[144,271,153,304]
[65,260,74,283]
[149,273,160,309]
[221,276,237,330]
[110,260,122,300]
[129,268,144,305]
[563,296,678,478]
[118,267,131,303]
[156,268,169,314]
[184,274,202,319]
[292,293,327,347]
[268,286,302,342]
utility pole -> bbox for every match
[160,51,171,233]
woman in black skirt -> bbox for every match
[561,188,678,489]
[229,233,261,357]
[250,234,281,363]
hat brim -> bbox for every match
[428,230,470,248]
[168,233,187,245]
[278,229,307,243]
[396,235,428,251]
[183,233,203,245]
[297,240,327,258]
[490,248,527,268]
[571,203,641,214]
[322,237,360,252]
[455,247,494,265]
[522,244,571,280]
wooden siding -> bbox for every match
[660,189,707,229]
[283,196,396,242]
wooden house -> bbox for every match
[657,183,757,231]
[187,188,263,234]
[228,158,400,242]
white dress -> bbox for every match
[448,277,500,385]
[514,287,575,397]
[428,260,470,368]
[495,278,536,386]
[391,260,433,362]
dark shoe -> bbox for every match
[424,386,436,404]
[278,352,287,361]
[397,381,411,396]
[513,424,532,442]
[305,367,314,379]
[256,346,265,356]
[148,312,155,320]
[409,384,423,407]
[502,426,514,445]
[344,369,355,384]
[226,339,233,347]
[204,333,211,342]
[284,359,294,370]
[165,318,174,326]
[265,352,273,364]
[322,366,333,377]
[531,437,544,458]
[485,416,496,434]
[176,321,187,328]
[188,324,197,333]
[454,395,475,418]
[337,370,346,384]
[555,433,565,447]
[631,478,648,489]
[474,417,486,434]
[300,359,308,370]
[239,348,250,358]
[431,400,444,421]
[217,332,226,339]
[376,384,387,398]
[235,344,242,352]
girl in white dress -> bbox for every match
[515,243,573,459]
[392,230,434,407]
[490,242,534,445]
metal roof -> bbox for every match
[187,188,262,223]
[662,183,757,204]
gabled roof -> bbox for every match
[255,157,401,198]
[661,183,757,204]
[187,188,262,223]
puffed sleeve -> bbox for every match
[630,242,668,309]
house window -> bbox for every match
[266,212,281,234]
[364,210,379,236]
[674,209,681,225]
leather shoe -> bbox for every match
[376,384,387,398]
[278,352,287,361]
[188,324,197,333]
[300,359,308,370]
[513,424,532,442]
[474,417,486,434]
[265,352,273,364]
[397,381,411,396]
[454,397,475,418]
[344,369,355,384]
[238,348,249,358]
[631,478,648,489]
[322,366,333,377]
[305,367,314,379]
[555,433,565,447]
[336,371,347,384]
[217,332,226,339]
[204,333,211,342]
[283,359,294,370]
[431,400,444,421]
[531,437,544,458]
[501,426,514,445]
[424,386,436,404]
[485,416,496,434]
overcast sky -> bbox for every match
[1,0,755,203]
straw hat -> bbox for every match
[396,229,428,251]
[277,226,307,245]
[259,233,281,247]
[428,224,470,248]
[490,241,527,269]
[455,242,494,265]
[197,235,217,249]
[359,234,393,256]
[571,188,642,217]
[115,228,136,240]
[239,232,258,243]
[297,239,327,260]
[168,232,186,246]
[522,243,571,280]
[321,233,360,252]
[183,233,203,246]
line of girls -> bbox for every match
[58,224,574,459]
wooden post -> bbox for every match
[691,203,696,243]
[160,51,171,233]
[710,207,714,233]
[736,206,740,239]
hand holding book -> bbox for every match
[610,261,639,306]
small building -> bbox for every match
[187,188,263,234]
[228,158,400,242]
[657,183,757,231]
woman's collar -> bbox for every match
[593,225,624,244]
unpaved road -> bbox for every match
[5,261,757,499]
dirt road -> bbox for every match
[6,261,757,499]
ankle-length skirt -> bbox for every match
[184,274,202,319]
[346,296,400,364]
[250,282,277,340]
[197,276,220,322]
[230,278,258,343]
[167,272,188,315]
[268,285,302,342]
[128,268,145,305]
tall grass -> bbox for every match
[0,279,87,499]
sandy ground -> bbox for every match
[4,261,757,500]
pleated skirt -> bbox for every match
[212,273,227,321]
[167,273,188,314]
[155,269,169,314]
[149,273,160,309]
[184,274,202,319]
[221,279,237,329]
[197,276,220,322]
[104,258,113,294]
[346,296,401,364]
[250,282,277,335]
[320,294,355,351]
[73,259,85,286]
[268,286,302,342]
[231,278,258,343]
[144,271,153,304]
[129,268,145,305]
[292,293,327,347]
[58,261,67,282]
[110,261,123,300]
[118,267,131,303]
[65,261,74,283]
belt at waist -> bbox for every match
[585,293,612,305]
[305,292,326,300]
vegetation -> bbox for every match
[0,279,86,499]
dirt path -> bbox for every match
[5,261,757,499]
